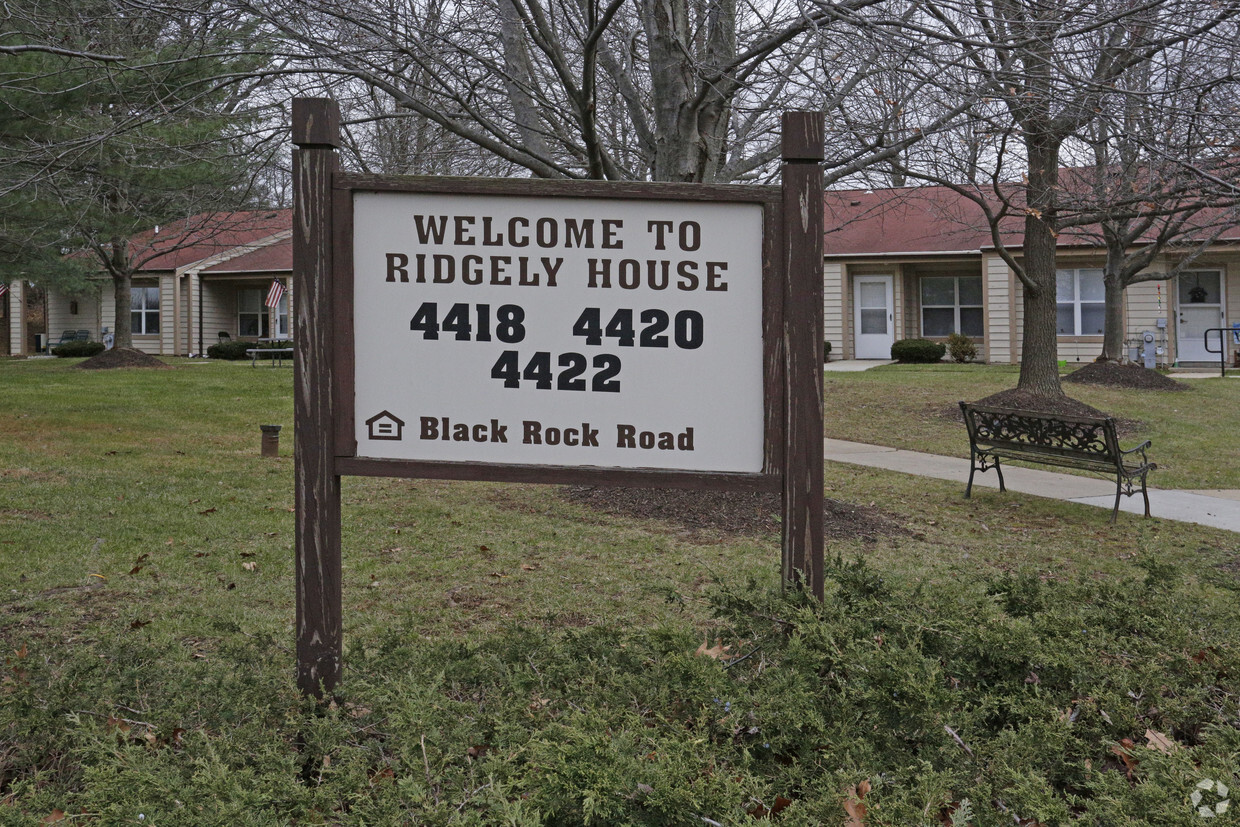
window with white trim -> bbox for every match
[920,275,983,337]
[238,288,270,338]
[276,292,290,339]
[1056,269,1105,335]
[1178,270,1222,305]
[130,286,159,335]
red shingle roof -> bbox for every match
[133,210,292,272]
[823,187,1014,256]
[823,181,1240,257]
[200,235,291,274]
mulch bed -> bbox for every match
[1063,360,1190,391]
[972,388,1110,418]
[935,362,1184,434]
[939,387,1144,436]
[560,486,906,542]
[75,348,171,370]
[938,388,1109,422]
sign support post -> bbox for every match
[780,111,825,600]
[292,98,343,697]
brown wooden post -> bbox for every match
[292,97,343,696]
[780,111,825,600]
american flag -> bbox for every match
[0,284,8,298]
[264,279,285,308]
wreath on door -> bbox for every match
[1188,275,1209,303]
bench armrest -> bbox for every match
[1120,440,1152,465]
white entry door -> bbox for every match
[1176,270,1225,362]
[853,275,894,359]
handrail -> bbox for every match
[1203,328,1237,378]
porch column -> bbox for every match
[173,272,183,356]
[9,281,26,356]
[185,272,197,356]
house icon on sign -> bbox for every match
[366,410,405,441]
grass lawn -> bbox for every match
[2,357,1239,825]
[824,363,1240,489]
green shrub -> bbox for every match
[8,557,1239,825]
[208,340,293,360]
[891,338,946,363]
[51,340,105,358]
[947,332,978,363]
[206,340,251,360]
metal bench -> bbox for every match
[959,401,1156,522]
[247,347,294,367]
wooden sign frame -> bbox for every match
[292,98,823,696]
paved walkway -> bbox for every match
[824,438,1240,533]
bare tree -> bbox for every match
[1061,36,1240,362]
[222,0,981,185]
[886,0,1240,395]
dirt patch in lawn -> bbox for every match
[939,388,1143,435]
[75,347,171,370]
[973,388,1112,418]
[560,486,907,542]
[1064,361,1189,391]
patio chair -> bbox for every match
[75,330,91,341]
[53,330,77,346]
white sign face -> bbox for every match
[352,190,765,473]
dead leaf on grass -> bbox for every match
[242,562,258,572]
[1111,738,1138,778]
[695,638,735,661]
[746,795,792,819]
[42,810,66,824]
[199,507,217,516]
[1144,729,1178,753]
[843,779,870,826]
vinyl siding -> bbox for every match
[824,261,845,358]
[7,281,23,355]
[202,283,237,345]
[983,254,1013,364]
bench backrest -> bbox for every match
[960,402,1121,464]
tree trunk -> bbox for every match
[1100,247,1126,362]
[110,237,134,349]
[1016,132,1065,396]
[498,0,556,172]
[644,0,697,181]
[1017,248,1064,395]
[693,0,736,183]
[112,270,133,350]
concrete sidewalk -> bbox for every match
[825,438,1240,533]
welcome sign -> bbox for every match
[291,98,824,696]
[351,191,765,473]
